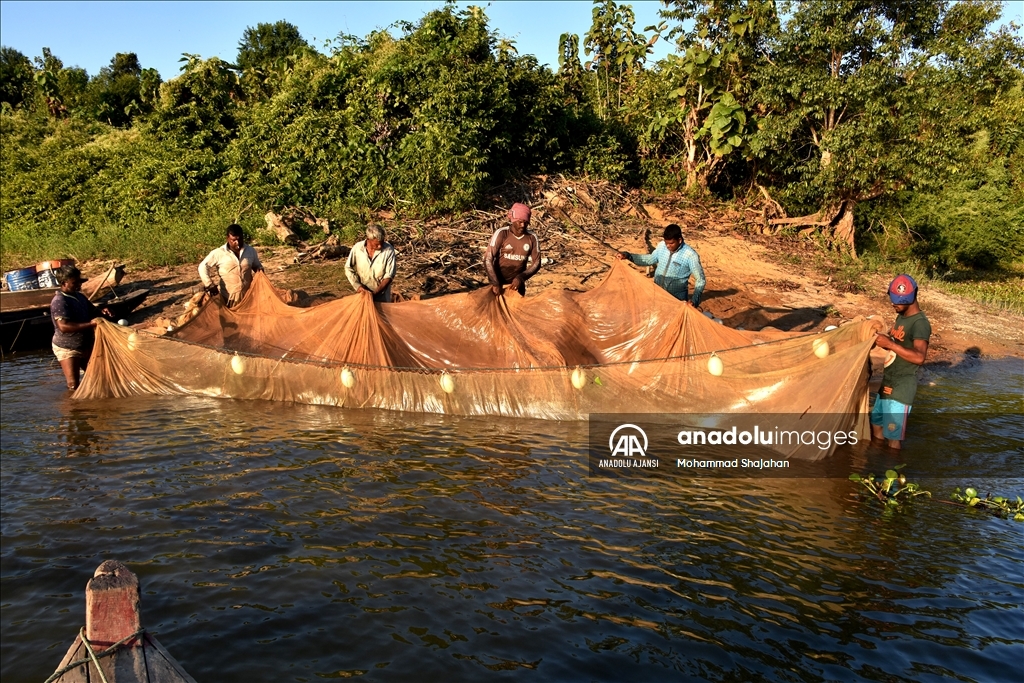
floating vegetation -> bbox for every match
[849,465,930,509]
[951,488,1024,521]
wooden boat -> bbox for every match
[0,286,59,312]
[1,288,57,352]
[103,288,150,319]
[49,560,196,682]
[0,288,149,353]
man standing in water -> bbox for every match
[871,274,931,449]
[199,224,264,307]
[616,223,706,307]
[50,265,112,390]
[485,203,542,296]
[345,224,397,303]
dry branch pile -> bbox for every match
[262,176,815,299]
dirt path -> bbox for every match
[79,210,1023,368]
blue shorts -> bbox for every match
[870,396,912,441]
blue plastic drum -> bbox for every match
[4,266,39,291]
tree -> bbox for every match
[647,0,776,191]
[751,0,1022,256]
[236,20,309,98]
[227,5,573,215]
[583,0,657,119]
[151,55,240,151]
[557,32,587,108]
[0,46,34,109]
[33,48,69,118]
[89,52,150,126]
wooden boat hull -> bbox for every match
[102,289,149,319]
[0,310,53,353]
[0,289,148,353]
[0,287,58,313]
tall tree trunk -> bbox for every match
[832,201,857,258]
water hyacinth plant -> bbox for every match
[849,465,931,509]
[951,488,1024,521]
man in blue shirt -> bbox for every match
[616,224,706,306]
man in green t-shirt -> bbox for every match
[870,274,931,449]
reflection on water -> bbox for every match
[1,353,1022,682]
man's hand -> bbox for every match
[206,284,219,295]
[490,285,502,296]
[873,333,894,350]
[359,286,373,296]
[100,307,113,318]
[507,277,523,292]
[615,252,628,260]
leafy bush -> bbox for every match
[1,2,1021,275]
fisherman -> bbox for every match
[199,223,264,307]
[870,274,931,449]
[485,202,542,296]
[345,224,397,303]
[50,265,112,390]
[616,223,706,307]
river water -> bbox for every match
[2,352,1022,682]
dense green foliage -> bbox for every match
[1,2,1021,272]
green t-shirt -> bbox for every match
[880,311,931,405]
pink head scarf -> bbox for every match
[508,203,532,223]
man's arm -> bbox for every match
[250,247,263,272]
[198,250,217,289]
[374,247,397,295]
[875,337,929,365]
[344,250,363,292]
[520,235,542,282]
[875,316,930,365]
[52,295,102,333]
[688,250,706,307]
[55,318,100,334]
[483,234,503,289]
[383,246,397,280]
[628,244,660,267]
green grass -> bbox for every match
[859,252,1024,315]
[0,208,279,272]
[927,269,1024,315]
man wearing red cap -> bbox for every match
[485,202,542,296]
[870,274,931,449]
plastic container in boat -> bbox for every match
[4,266,39,291]
[35,259,75,288]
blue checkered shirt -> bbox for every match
[628,242,706,305]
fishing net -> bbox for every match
[75,262,882,457]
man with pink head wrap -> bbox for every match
[484,202,542,296]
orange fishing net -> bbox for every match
[75,262,881,456]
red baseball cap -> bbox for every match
[888,274,918,304]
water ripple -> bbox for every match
[2,353,1022,682]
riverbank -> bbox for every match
[59,194,1022,368]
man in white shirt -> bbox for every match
[199,224,264,307]
[345,224,397,303]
